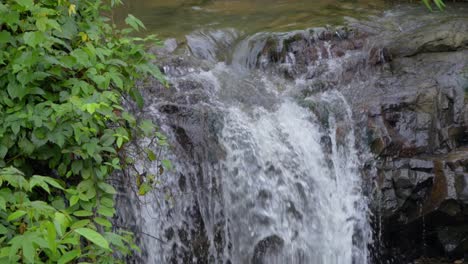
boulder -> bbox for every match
[387,18,468,57]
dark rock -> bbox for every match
[388,18,468,57]
[369,47,392,65]
[437,225,468,255]
[355,11,468,263]
[455,173,468,203]
[252,235,284,264]
[409,159,434,171]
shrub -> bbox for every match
[0,0,165,263]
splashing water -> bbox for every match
[116,28,372,264]
[221,95,369,264]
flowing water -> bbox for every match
[111,2,468,263]
[115,23,376,263]
[114,0,388,38]
[111,1,442,263]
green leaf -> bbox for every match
[18,137,35,155]
[74,228,110,250]
[36,17,48,32]
[69,195,79,207]
[30,176,50,194]
[0,224,9,235]
[162,159,172,171]
[46,222,57,255]
[77,180,96,200]
[70,219,90,229]
[11,122,21,135]
[0,167,28,189]
[94,217,112,228]
[125,14,146,31]
[7,210,26,222]
[434,0,445,10]
[53,212,70,237]
[130,88,144,109]
[100,133,115,147]
[145,148,156,161]
[97,182,117,194]
[422,0,432,10]
[0,196,6,211]
[0,31,11,44]
[0,146,8,160]
[71,160,83,175]
[7,81,29,100]
[71,49,90,66]
[139,120,155,137]
[41,177,64,190]
[23,31,46,48]
[8,236,22,261]
[73,210,93,217]
[57,249,80,264]
[100,197,114,208]
[116,137,123,148]
[30,201,55,213]
[97,206,114,217]
[15,0,34,8]
[22,240,35,264]
[49,131,66,148]
[138,183,152,196]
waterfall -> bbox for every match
[116,29,372,264]
[221,95,369,264]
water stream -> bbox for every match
[115,22,376,262]
[109,1,468,263]
[114,0,387,38]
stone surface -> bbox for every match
[387,18,468,57]
[351,11,468,263]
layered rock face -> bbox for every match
[360,11,468,263]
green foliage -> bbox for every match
[422,0,446,10]
[0,0,168,262]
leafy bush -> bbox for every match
[0,0,166,262]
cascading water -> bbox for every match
[116,28,372,264]
[220,94,369,264]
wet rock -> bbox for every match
[252,235,284,264]
[455,173,468,203]
[369,47,392,65]
[286,201,303,220]
[388,18,468,57]
[150,38,179,55]
[437,225,468,255]
[357,12,468,263]
[243,26,366,79]
[164,38,178,53]
[375,148,468,261]
[410,159,434,171]
[186,29,239,62]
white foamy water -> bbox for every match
[117,30,371,264]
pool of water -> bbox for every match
[114,0,389,38]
